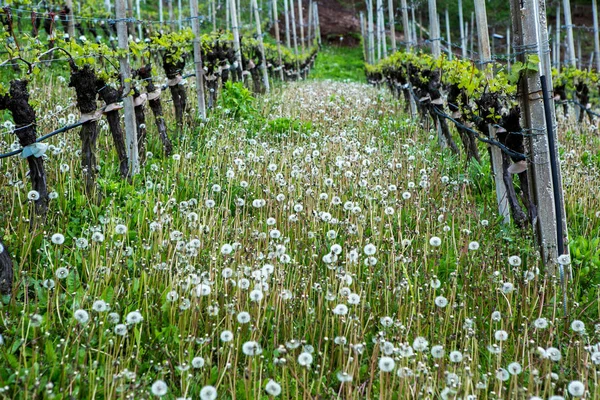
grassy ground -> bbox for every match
[1,69,600,399]
[309,45,366,82]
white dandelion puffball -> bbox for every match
[297,352,313,366]
[192,356,205,368]
[125,311,143,325]
[220,330,234,342]
[571,319,585,333]
[468,241,480,251]
[199,385,217,400]
[429,236,442,247]
[508,255,522,266]
[115,224,128,235]
[51,233,65,245]
[557,254,571,265]
[73,309,89,324]
[333,304,348,315]
[265,380,282,396]
[434,296,448,308]
[151,380,168,396]
[568,380,585,397]
[378,356,396,372]
[363,243,376,255]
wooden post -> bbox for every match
[226,0,230,31]
[178,0,182,30]
[510,0,566,270]
[159,0,164,26]
[190,0,207,119]
[474,0,510,224]
[458,0,466,57]
[381,1,387,57]
[230,0,244,81]
[273,0,285,80]
[137,0,143,39]
[168,0,174,28]
[237,0,242,29]
[361,12,368,60]
[563,0,576,67]
[367,0,375,64]
[556,3,560,71]
[428,0,440,57]
[411,2,417,45]
[298,0,305,53]
[388,0,397,53]
[212,0,217,31]
[65,0,75,38]
[284,0,291,48]
[252,0,270,92]
[507,27,511,71]
[314,2,321,45]
[290,0,299,60]
[376,0,383,60]
[445,8,452,59]
[307,1,313,45]
[116,0,139,175]
[577,31,582,69]
[400,0,410,49]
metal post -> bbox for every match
[116,0,138,175]
[190,0,207,119]
[556,3,560,71]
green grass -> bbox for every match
[309,45,366,82]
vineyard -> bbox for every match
[1,0,600,399]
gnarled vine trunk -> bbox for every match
[0,238,13,295]
[0,80,48,216]
[97,81,129,179]
[136,65,172,156]
[162,54,188,131]
[69,64,100,198]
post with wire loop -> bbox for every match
[510,0,569,290]
[190,0,207,119]
[116,0,139,175]
[474,0,511,225]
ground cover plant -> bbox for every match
[1,67,600,398]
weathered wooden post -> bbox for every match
[65,0,74,38]
[474,0,510,224]
[178,0,182,30]
[470,11,474,56]
[298,0,305,53]
[445,8,452,59]
[116,0,139,175]
[307,1,313,44]
[284,0,291,48]
[556,3,560,71]
[190,0,206,119]
[230,0,244,81]
[314,2,321,45]
[251,0,270,92]
[458,0,467,57]
[509,0,568,274]
[428,0,440,57]
[388,0,397,53]
[212,0,217,31]
[290,0,300,61]
[226,0,230,31]
[137,0,143,39]
[273,0,285,80]
[367,0,375,64]
[361,12,368,60]
[159,0,164,26]
[400,0,410,49]
[563,0,576,67]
